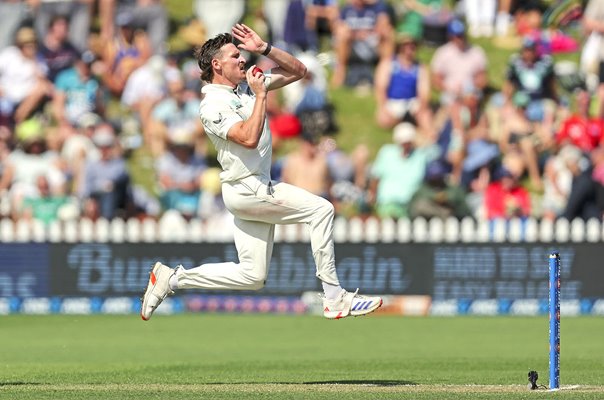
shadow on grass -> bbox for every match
[0,382,42,386]
[199,380,418,386]
[302,380,417,386]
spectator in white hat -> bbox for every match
[368,122,439,218]
[80,123,131,219]
[0,27,53,125]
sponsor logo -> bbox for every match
[212,113,223,124]
[468,299,498,315]
[430,300,458,316]
[509,299,540,315]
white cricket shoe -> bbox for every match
[323,289,382,319]
[140,262,175,321]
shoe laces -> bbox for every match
[320,288,361,304]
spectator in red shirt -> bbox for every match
[556,89,604,153]
[484,163,531,220]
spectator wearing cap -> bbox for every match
[100,0,167,56]
[0,27,53,125]
[155,127,207,218]
[368,122,439,218]
[32,0,92,54]
[98,8,152,97]
[282,131,332,199]
[374,34,433,138]
[0,118,66,215]
[331,0,394,88]
[430,19,488,105]
[503,36,557,133]
[80,123,131,219]
[53,50,103,131]
[149,70,203,157]
[38,14,81,82]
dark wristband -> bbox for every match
[262,43,272,56]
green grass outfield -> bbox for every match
[1,314,603,399]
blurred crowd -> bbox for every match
[0,0,601,232]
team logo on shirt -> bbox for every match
[212,113,223,124]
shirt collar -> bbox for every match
[201,83,239,95]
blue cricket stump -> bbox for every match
[549,252,560,390]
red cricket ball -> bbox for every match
[252,66,263,76]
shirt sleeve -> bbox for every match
[199,100,243,141]
[430,48,444,74]
[155,154,170,175]
[370,146,390,179]
[473,46,488,71]
[506,56,518,83]
[542,55,555,81]
[54,71,69,92]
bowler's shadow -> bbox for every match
[0,382,42,386]
[302,380,417,386]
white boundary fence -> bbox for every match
[1,213,602,243]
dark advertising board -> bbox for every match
[0,244,49,297]
[430,244,600,300]
[47,243,432,297]
[0,242,600,300]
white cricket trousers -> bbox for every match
[175,175,340,290]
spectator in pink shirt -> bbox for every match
[430,19,488,105]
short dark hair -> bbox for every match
[194,33,233,83]
[49,14,69,30]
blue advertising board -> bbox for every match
[0,244,50,297]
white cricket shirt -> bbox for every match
[199,75,272,183]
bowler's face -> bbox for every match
[216,43,247,84]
